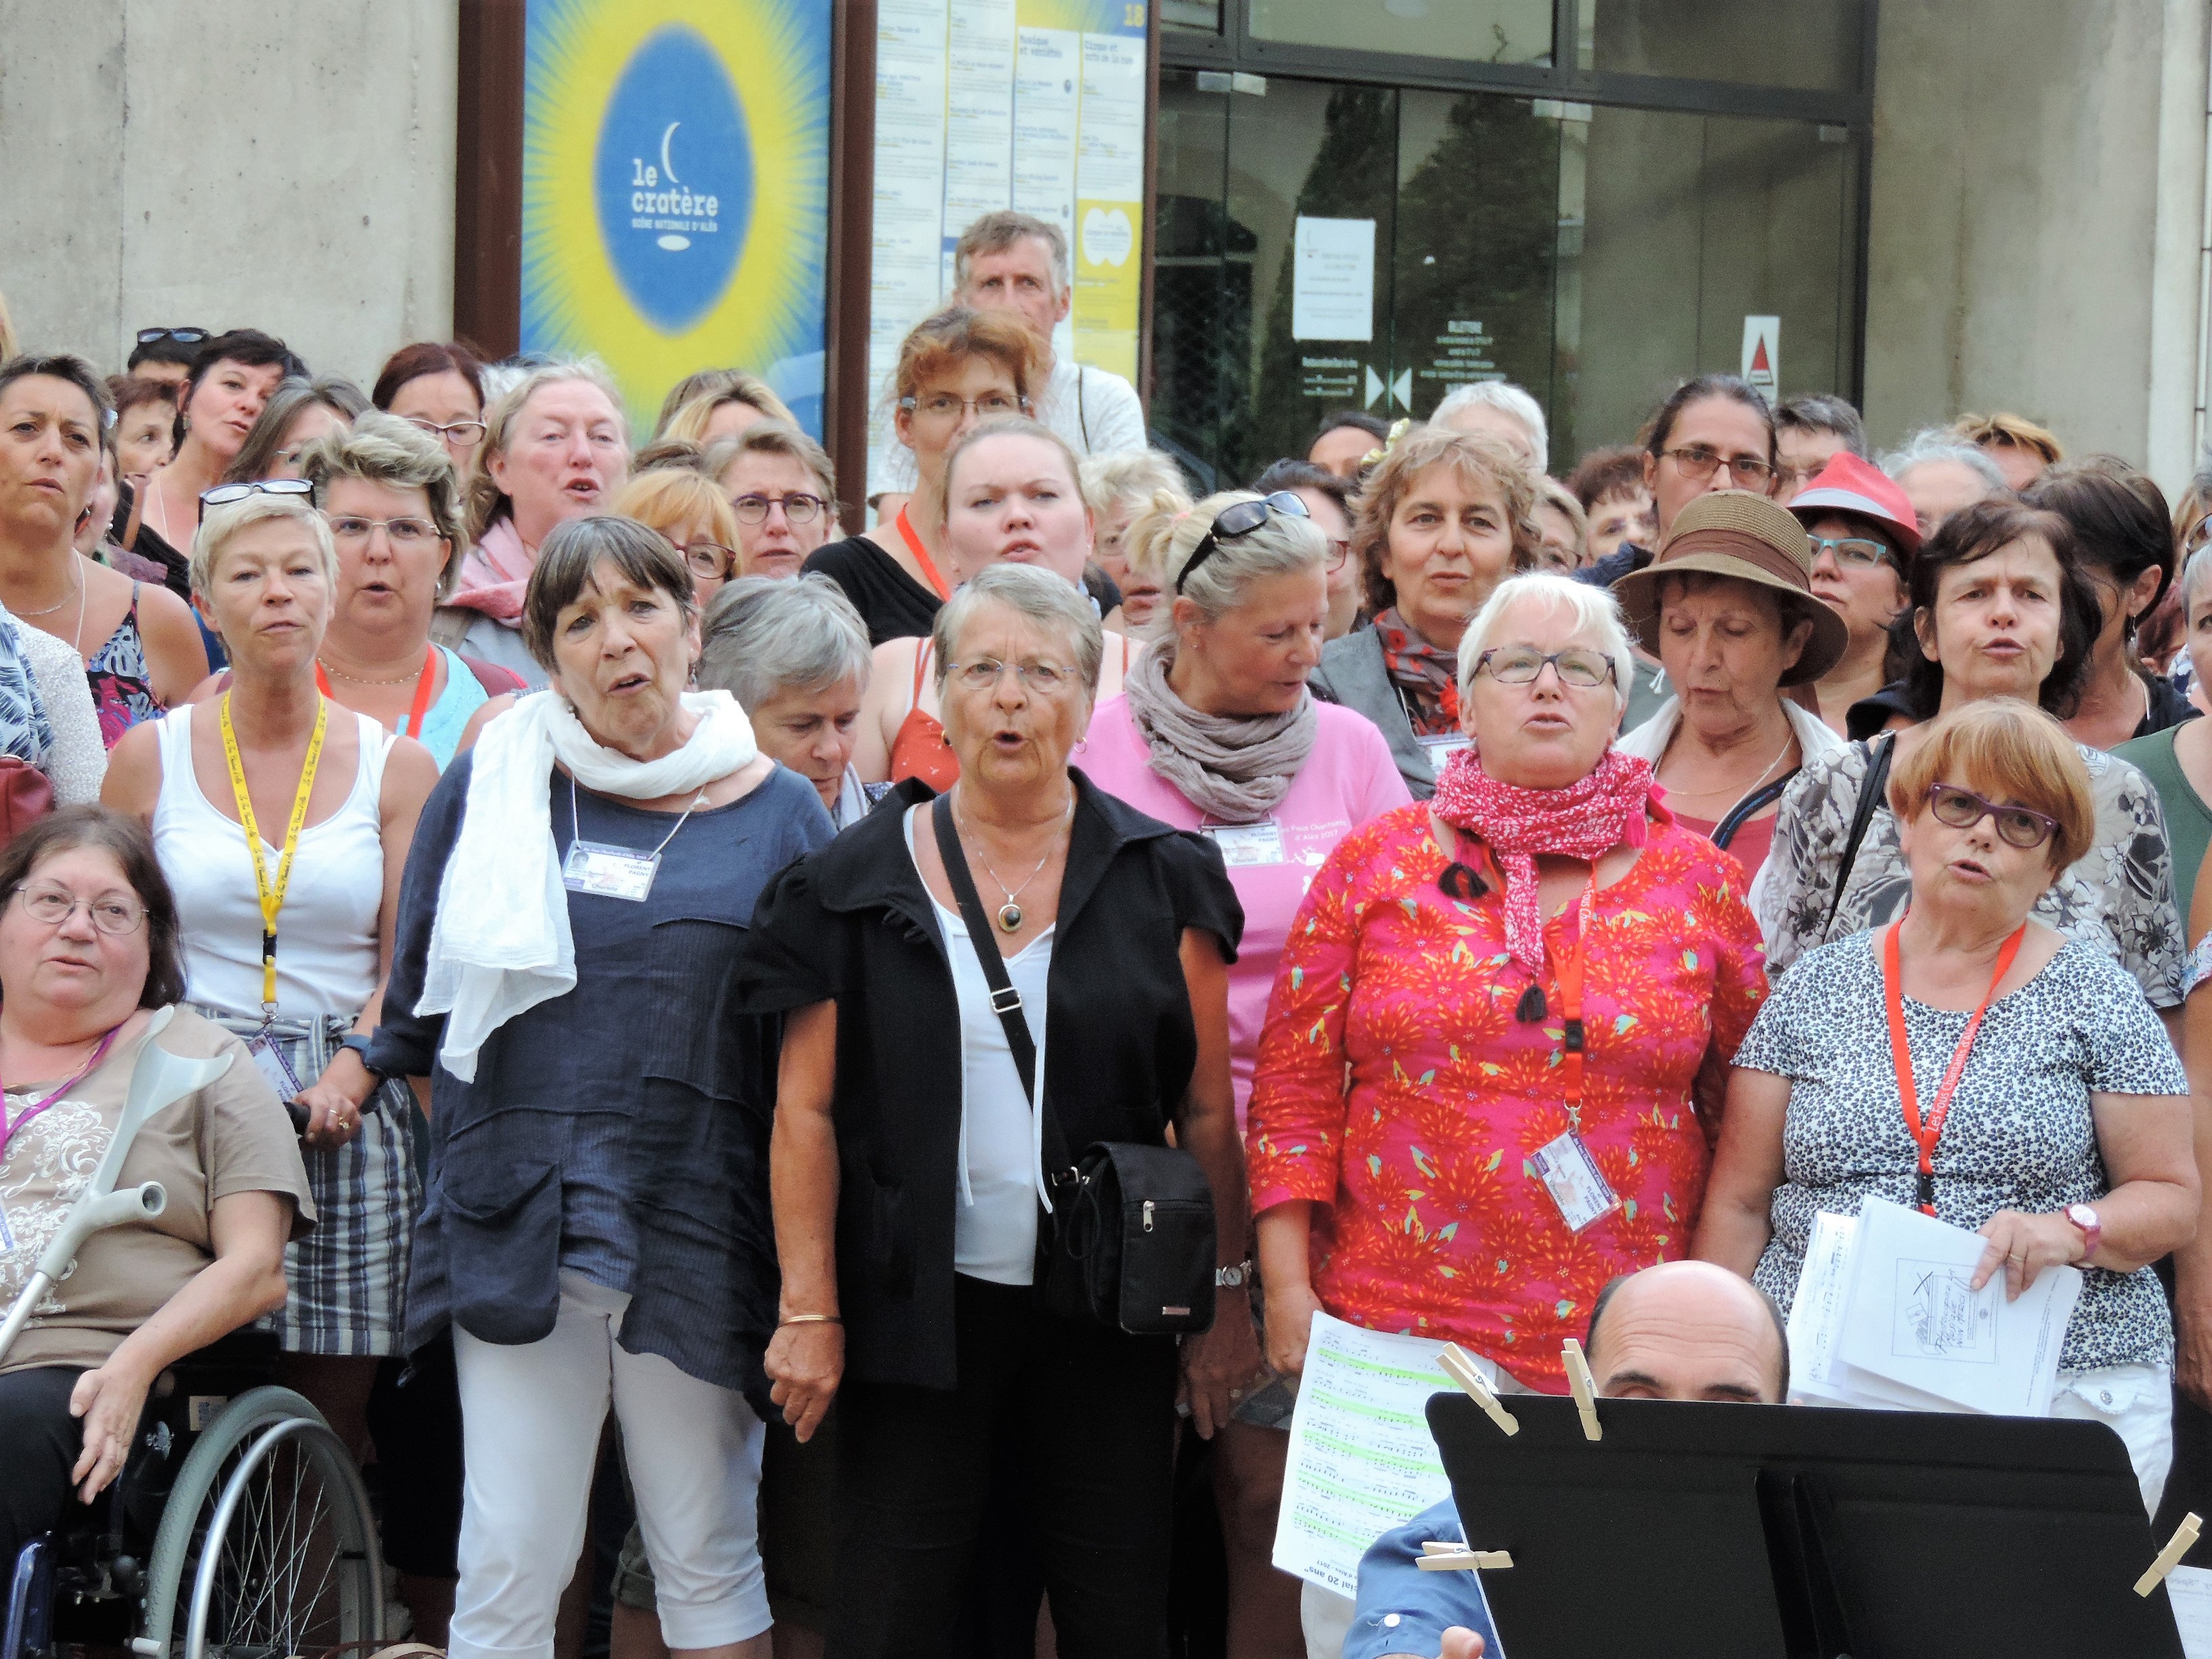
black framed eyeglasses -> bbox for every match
[136,327,209,347]
[198,478,314,525]
[1925,782,2060,850]
[1176,491,1310,594]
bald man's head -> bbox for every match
[1583,1262,1788,1404]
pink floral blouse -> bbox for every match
[1247,801,1769,1391]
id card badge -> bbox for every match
[245,1029,308,1103]
[1203,820,1286,867]
[1530,1130,1621,1233]
[562,839,661,901]
[1419,733,1472,766]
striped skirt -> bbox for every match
[194,1006,422,1357]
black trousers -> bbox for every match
[0,1366,87,1568]
[830,1275,1179,1659]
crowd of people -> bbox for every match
[2,202,2211,1659]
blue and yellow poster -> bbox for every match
[521,0,831,436]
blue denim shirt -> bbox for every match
[1345,1498,1505,1659]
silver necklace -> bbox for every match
[14,568,81,618]
[1662,725,1794,821]
[954,788,1072,932]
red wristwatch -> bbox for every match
[2065,1203,2102,1261]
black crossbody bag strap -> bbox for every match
[1711,770,1797,851]
[1820,733,1895,943]
[930,794,1078,1184]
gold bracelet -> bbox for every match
[779,1313,842,1326]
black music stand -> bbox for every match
[1425,1392,2184,1659]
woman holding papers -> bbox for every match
[1697,697,2196,1511]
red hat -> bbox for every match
[1788,451,1922,560]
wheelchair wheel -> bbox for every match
[136,1386,384,1659]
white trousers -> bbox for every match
[2053,1364,2173,1518]
[449,1272,770,1659]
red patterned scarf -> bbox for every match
[1374,607,1460,736]
[1430,745,1657,975]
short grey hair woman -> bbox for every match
[699,573,876,825]
[1071,489,1410,1643]
[368,514,834,1659]
[222,374,371,485]
[1879,428,2010,539]
[746,556,1254,1656]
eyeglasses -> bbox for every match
[1473,647,1618,688]
[947,657,1080,694]
[898,392,1032,424]
[406,416,488,449]
[198,477,314,524]
[1925,782,2060,851]
[2184,513,2212,558]
[731,492,825,526]
[1324,537,1351,573]
[327,514,438,546]
[14,883,146,935]
[1807,534,1896,571]
[136,327,209,347]
[1178,491,1311,594]
[665,539,739,580]
[1659,446,1777,490]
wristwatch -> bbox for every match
[1216,1259,1254,1288]
[338,1033,387,1083]
[2065,1203,2103,1260]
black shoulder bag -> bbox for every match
[1820,732,1896,943]
[930,795,1218,1336]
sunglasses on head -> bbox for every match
[136,327,209,347]
[1176,491,1310,594]
[198,478,314,525]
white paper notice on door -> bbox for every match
[1271,1311,1465,1596]
[1292,216,1376,342]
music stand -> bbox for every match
[1425,1392,2182,1658]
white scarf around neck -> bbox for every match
[418,688,758,1080]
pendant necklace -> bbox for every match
[954,788,1072,932]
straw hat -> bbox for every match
[1612,489,1849,686]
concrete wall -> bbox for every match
[1863,0,2209,490]
[0,0,459,389]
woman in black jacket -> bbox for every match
[743,562,1255,1659]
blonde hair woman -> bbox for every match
[610,466,744,609]
[653,369,796,444]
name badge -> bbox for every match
[245,1030,308,1102]
[1530,1130,1621,1233]
[563,839,661,902]
[1204,821,1286,867]
[1418,733,1472,764]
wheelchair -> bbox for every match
[4,1332,386,1659]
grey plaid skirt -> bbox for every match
[194,1006,421,1357]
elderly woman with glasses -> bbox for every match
[1248,571,1769,1649]
[1075,489,1407,1656]
[744,561,1252,1657]
[1698,698,2196,1513]
[707,421,840,582]
[373,342,489,483]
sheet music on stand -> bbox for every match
[1786,1197,2079,1415]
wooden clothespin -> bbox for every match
[2135,1511,2203,1597]
[1416,1547,1514,1572]
[1439,1343,1519,1437]
[1562,1338,1602,1441]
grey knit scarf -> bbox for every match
[1122,639,1317,824]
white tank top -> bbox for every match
[152,703,392,1019]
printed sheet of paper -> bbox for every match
[1291,216,1376,342]
[1271,1311,1469,1597]
[1788,1212,1964,1412]
[1834,1196,2079,1416]
[2165,1564,2212,1659]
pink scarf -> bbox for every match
[447,517,533,627]
[1430,745,1657,975]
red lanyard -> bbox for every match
[0,1024,125,1168]
[1882,918,2026,1215]
[1551,880,1599,1133]
[895,506,951,600]
[314,644,439,740]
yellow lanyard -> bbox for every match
[219,691,328,1015]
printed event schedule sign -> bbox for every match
[1271,1311,1469,1596]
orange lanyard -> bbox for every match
[895,506,951,600]
[1881,918,2026,1215]
[315,644,438,740]
[1551,880,1599,1134]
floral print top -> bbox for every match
[1752,735,2186,1007]
[1247,801,1770,1391]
